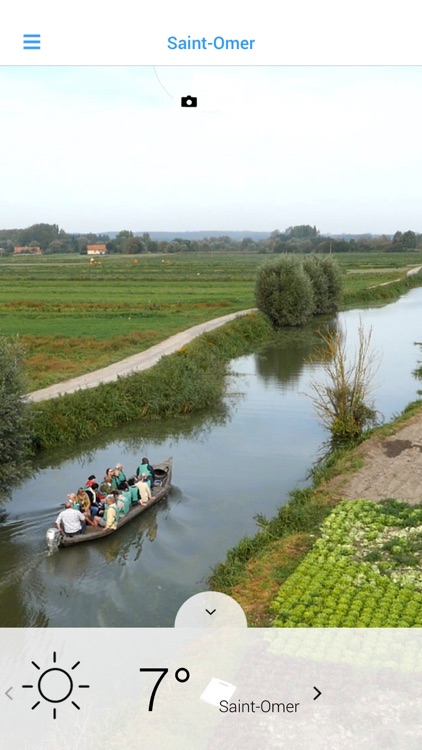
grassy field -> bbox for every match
[1,251,421,389]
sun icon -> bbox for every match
[22,652,90,719]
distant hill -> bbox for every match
[327,233,393,240]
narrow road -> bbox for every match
[27,309,256,403]
[407,265,422,276]
[368,265,422,289]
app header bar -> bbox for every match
[1,0,422,64]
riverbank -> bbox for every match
[29,312,274,452]
[209,398,422,626]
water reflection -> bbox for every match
[255,318,340,389]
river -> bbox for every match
[1,288,422,627]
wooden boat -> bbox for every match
[46,458,173,550]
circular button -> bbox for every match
[174,591,247,628]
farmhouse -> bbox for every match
[14,246,42,255]
[87,244,107,255]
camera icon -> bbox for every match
[181,94,197,108]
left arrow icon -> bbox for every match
[5,687,13,700]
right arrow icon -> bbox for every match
[313,686,322,700]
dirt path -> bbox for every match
[327,411,422,505]
[367,264,422,288]
[26,309,256,403]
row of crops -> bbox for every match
[272,498,422,627]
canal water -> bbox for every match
[1,288,422,627]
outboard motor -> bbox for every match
[46,527,62,553]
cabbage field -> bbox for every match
[272,498,422,627]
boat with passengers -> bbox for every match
[46,457,173,551]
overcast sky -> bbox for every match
[1,66,422,234]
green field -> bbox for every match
[1,251,421,390]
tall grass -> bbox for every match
[209,487,334,592]
[307,321,379,442]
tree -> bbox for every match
[285,225,319,240]
[403,230,417,249]
[17,223,60,250]
[0,338,32,483]
[255,256,314,327]
[2,240,14,255]
[307,322,379,442]
[124,236,145,254]
[392,231,404,251]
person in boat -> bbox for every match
[67,492,80,510]
[84,482,105,518]
[85,474,97,488]
[118,482,132,515]
[135,473,152,506]
[109,489,125,513]
[114,463,126,488]
[93,494,119,530]
[55,501,86,536]
[127,477,140,505]
[100,468,115,496]
[136,457,155,488]
[76,488,90,507]
[84,481,98,504]
[76,488,95,526]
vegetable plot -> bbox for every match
[272,498,422,627]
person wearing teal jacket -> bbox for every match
[114,463,127,488]
[127,478,140,504]
[119,485,132,515]
[136,457,155,488]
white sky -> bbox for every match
[1,66,422,234]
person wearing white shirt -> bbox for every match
[55,501,86,536]
[135,474,152,506]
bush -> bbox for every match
[255,254,342,328]
[255,256,314,327]
[0,337,32,482]
[302,255,330,314]
[320,255,343,312]
[303,254,343,314]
